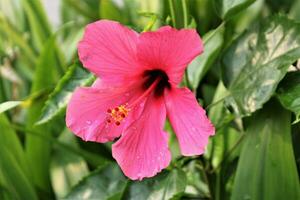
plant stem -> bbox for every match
[182,0,188,28]
[210,134,245,173]
[168,0,177,27]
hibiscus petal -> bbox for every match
[112,97,171,180]
[164,87,215,156]
[78,20,141,85]
[137,26,203,84]
[66,84,142,143]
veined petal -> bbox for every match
[78,20,142,85]
[137,26,203,84]
[164,87,215,156]
[112,96,171,180]
[66,83,143,143]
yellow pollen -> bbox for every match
[106,104,130,125]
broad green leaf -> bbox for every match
[231,0,264,34]
[213,0,255,20]
[183,161,210,198]
[21,0,51,51]
[124,168,187,200]
[37,61,94,125]
[65,163,127,200]
[277,71,300,121]
[231,100,300,200]
[0,101,21,114]
[187,25,224,91]
[25,35,60,192]
[222,15,300,116]
[290,0,300,21]
[50,128,89,199]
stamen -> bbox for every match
[106,104,130,125]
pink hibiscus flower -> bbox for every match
[66,20,215,180]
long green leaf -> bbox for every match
[0,13,36,65]
[37,61,94,125]
[0,146,38,200]
[231,100,300,200]
[25,35,60,192]
[0,101,22,114]
[22,0,51,51]
[0,114,31,179]
[0,114,37,200]
[222,15,300,116]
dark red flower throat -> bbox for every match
[142,69,171,97]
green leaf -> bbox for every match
[213,0,255,20]
[0,114,31,179]
[25,35,61,192]
[277,71,300,121]
[99,0,125,23]
[187,25,224,91]
[62,0,99,20]
[231,100,300,200]
[124,168,187,200]
[0,14,36,65]
[183,161,210,198]
[222,15,300,116]
[0,101,21,114]
[0,114,37,200]
[0,146,38,200]
[50,128,89,199]
[65,163,127,200]
[21,0,52,51]
[0,0,25,28]
[37,61,94,125]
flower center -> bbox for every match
[142,69,171,97]
[105,76,162,126]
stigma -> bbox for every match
[106,104,130,126]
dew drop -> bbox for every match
[191,127,196,131]
[86,120,91,125]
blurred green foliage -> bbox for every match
[0,0,299,199]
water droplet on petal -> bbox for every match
[86,120,91,125]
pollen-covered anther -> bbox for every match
[106,104,130,125]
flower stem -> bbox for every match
[168,0,177,27]
[182,0,188,28]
